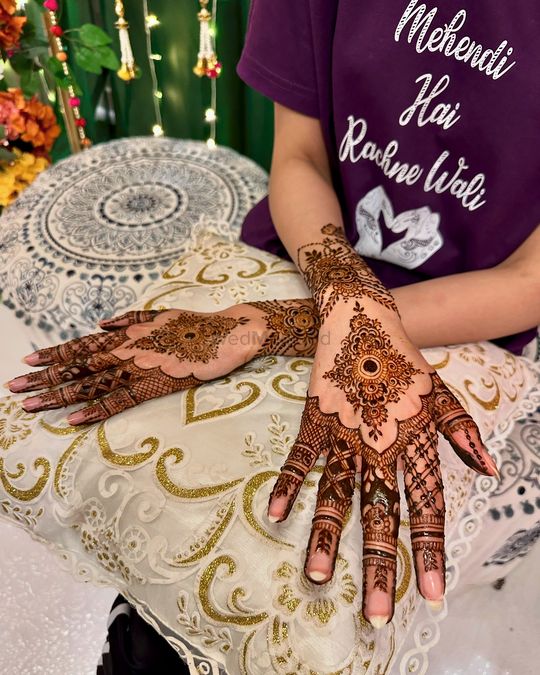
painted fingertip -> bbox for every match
[21,396,43,412]
[308,570,328,583]
[369,615,389,629]
[426,599,444,612]
[67,411,87,425]
[22,353,40,366]
[267,513,280,523]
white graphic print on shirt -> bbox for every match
[354,186,443,269]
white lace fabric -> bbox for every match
[1,233,538,675]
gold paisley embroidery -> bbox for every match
[0,456,50,502]
[0,400,36,450]
[464,376,501,411]
[54,431,89,498]
[185,381,261,424]
[98,425,160,467]
[243,471,293,548]
[176,590,233,654]
[195,257,267,285]
[198,555,268,626]
[173,499,236,565]
[156,447,243,498]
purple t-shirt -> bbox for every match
[236,0,540,354]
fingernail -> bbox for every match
[267,513,280,523]
[369,615,389,629]
[426,599,444,611]
[308,570,329,583]
[67,411,88,425]
[7,377,29,392]
[420,570,444,601]
[22,396,44,412]
[22,353,40,366]
[3,381,11,389]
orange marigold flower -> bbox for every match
[0,0,26,51]
[0,148,49,207]
[0,88,60,156]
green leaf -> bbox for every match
[74,46,102,75]
[20,70,41,97]
[79,23,112,47]
[0,147,16,163]
[47,56,71,89]
[95,45,120,71]
[9,51,34,76]
[0,125,5,138]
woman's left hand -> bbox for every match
[6,300,319,425]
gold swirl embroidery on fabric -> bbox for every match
[464,376,500,411]
[173,499,236,565]
[185,381,261,424]
[39,418,84,435]
[98,425,160,467]
[54,431,89,498]
[239,631,257,675]
[425,351,450,370]
[195,257,267,285]
[395,538,412,602]
[156,447,243,498]
[0,456,50,502]
[142,282,200,309]
[243,471,293,548]
[198,555,268,626]
[271,359,312,402]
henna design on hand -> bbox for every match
[127,312,249,363]
[323,302,420,440]
[10,300,322,423]
[249,299,319,357]
[297,224,398,318]
[268,371,497,626]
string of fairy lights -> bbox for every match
[141,0,220,146]
[16,0,221,148]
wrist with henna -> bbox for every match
[297,223,398,319]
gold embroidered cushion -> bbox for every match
[1,233,538,674]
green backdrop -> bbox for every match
[57,0,273,172]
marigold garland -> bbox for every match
[0,148,48,206]
[0,0,26,52]
[0,88,60,157]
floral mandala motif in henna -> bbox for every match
[298,224,398,318]
[249,299,320,357]
[323,302,420,440]
[128,312,249,364]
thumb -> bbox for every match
[431,372,500,479]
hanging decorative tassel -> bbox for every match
[114,0,137,81]
[193,0,222,78]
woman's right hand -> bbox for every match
[6,299,319,425]
[267,224,500,628]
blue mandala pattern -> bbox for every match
[0,138,268,341]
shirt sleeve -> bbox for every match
[236,0,319,118]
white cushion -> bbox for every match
[1,232,538,674]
